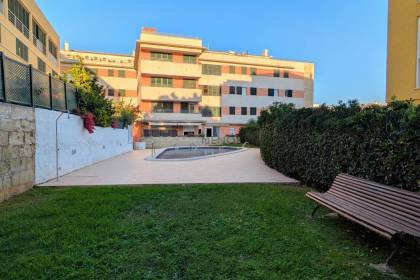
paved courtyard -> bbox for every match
[40,148,298,186]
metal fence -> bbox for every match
[0,52,78,113]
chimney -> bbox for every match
[262,49,269,57]
[142,27,157,33]
[64,41,70,51]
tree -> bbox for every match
[65,59,114,128]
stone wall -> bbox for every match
[0,103,35,202]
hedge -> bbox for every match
[238,120,260,146]
[258,101,420,192]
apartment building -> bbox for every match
[134,28,314,139]
[0,0,59,74]
[60,45,138,105]
[387,0,420,104]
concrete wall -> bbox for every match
[0,103,35,202]
[35,108,133,184]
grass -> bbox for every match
[0,184,418,279]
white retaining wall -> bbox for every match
[35,108,132,184]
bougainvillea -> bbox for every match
[82,112,95,134]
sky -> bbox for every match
[37,0,388,105]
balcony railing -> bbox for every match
[8,10,29,38]
[33,37,46,55]
[48,52,58,65]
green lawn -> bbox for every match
[0,184,418,279]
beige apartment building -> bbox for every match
[60,45,138,106]
[134,28,314,140]
[0,0,60,74]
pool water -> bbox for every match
[155,146,241,160]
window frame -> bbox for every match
[241,107,247,115]
[15,38,28,61]
[183,54,196,64]
[151,77,173,87]
[229,106,235,115]
[250,107,257,116]
[250,87,257,96]
[151,52,172,62]
[268,88,275,97]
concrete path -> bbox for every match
[40,148,298,186]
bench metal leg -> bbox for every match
[384,243,400,266]
[311,205,321,219]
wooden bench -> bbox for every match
[306,173,420,264]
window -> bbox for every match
[201,85,221,96]
[183,79,196,89]
[241,107,247,115]
[274,69,280,77]
[181,102,195,113]
[229,127,236,135]
[183,55,196,64]
[236,86,243,95]
[108,89,115,96]
[152,102,173,113]
[108,69,114,76]
[200,106,221,117]
[229,86,236,95]
[250,68,257,75]
[268,88,275,97]
[15,38,28,61]
[118,89,126,97]
[285,89,293,97]
[151,52,172,62]
[250,87,257,96]
[202,64,221,75]
[283,71,289,78]
[118,70,125,77]
[250,107,257,116]
[241,67,247,75]
[37,58,45,72]
[229,107,235,115]
[48,40,57,58]
[229,65,235,74]
[32,20,46,54]
[151,77,173,87]
[8,0,29,37]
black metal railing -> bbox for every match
[0,52,78,113]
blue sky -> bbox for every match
[37,0,388,105]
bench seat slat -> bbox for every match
[338,174,420,201]
[324,192,420,237]
[329,189,420,231]
[306,192,394,239]
[332,181,420,217]
[334,177,420,209]
[306,173,420,242]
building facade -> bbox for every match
[60,46,138,106]
[134,28,314,140]
[387,0,420,104]
[0,0,59,74]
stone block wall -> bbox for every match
[0,103,35,202]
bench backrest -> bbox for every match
[329,174,420,238]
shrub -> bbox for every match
[113,100,138,128]
[238,120,260,146]
[65,60,115,128]
[259,101,420,192]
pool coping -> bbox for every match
[145,146,248,161]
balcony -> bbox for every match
[143,112,206,124]
[141,86,201,102]
[8,10,29,38]
[33,37,46,55]
[48,52,58,66]
[140,60,202,78]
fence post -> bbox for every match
[64,81,68,111]
[48,73,52,109]
[29,65,34,107]
[0,52,7,102]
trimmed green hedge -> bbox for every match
[258,101,420,191]
[239,120,260,146]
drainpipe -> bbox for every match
[55,111,69,181]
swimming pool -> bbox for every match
[148,146,245,161]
